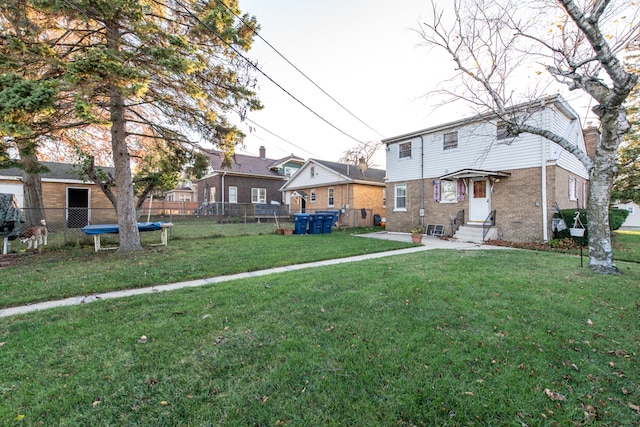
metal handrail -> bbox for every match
[482,210,496,241]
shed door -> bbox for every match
[67,188,89,228]
[469,178,490,222]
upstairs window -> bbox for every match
[443,132,458,151]
[399,142,412,158]
[310,166,315,178]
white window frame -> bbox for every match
[569,176,578,201]
[310,166,315,178]
[328,187,335,207]
[399,142,412,159]
[394,184,407,211]
[228,186,237,204]
[443,131,458,151]
[251,188,266,204]
[209,187,216,203]
[440,180,457,203]
[310,189,317,203]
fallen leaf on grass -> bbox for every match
[325,326,334,332]
[160,401,168,406]
[0,342,5,347]
[629,402,640,412]
[137,335,148,344]
[92,401,100,408]
[544,388,566,401]
[587,319,594,327]
[14,414,25,421]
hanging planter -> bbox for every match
[569,211,585,237]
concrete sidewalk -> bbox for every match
[0,233,498,318]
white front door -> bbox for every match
[469,178,490,222]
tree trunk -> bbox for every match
[110,85,142,253]
[19,154,46,227]
[587,112,621,274]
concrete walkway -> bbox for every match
[0,233,499,318]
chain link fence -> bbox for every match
[7,204,377,252]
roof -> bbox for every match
[312,159,386,184]
[268,154,305,170]
[383,94,578,144]
[0,161,113,182]
[206,151,289,178]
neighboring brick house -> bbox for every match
[0,161,116,228]
[280,159,386,227]
[383,95,590,242]
[196,146,304,211]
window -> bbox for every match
[310,189,316,203]
[228,186,237,204]
[310,166,315,178]
[251,188,266,204]
[568,176,578,201]
[433,179,464,203]
[394,184,407,211]
[209,187,216,203]
[284,166,296,177]
[382,187,386,208]
[443,131,458,150]
[399,142,412,158]
[328,187,335,207]
[628,206,635,215]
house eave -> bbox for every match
[438,169,511,180]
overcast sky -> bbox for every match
[232,0,597,167]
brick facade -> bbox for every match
[385,165,588,242]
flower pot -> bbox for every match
[411,233,423,244]
[569,228,585,237]
[283,229,293,235]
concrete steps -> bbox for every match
[453,224,493,243]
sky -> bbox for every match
[230,0,598,167]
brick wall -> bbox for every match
[385,165,583,242]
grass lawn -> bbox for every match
[0,229,412,309]
[1,249,639,426]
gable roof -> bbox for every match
[383,94,579,144]
[206,151,292,178]
[312,159,386,183]
[0,161,113,182]
[268,154,305,170]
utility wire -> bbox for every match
[175,0,365,144]
[215,0,386,139]
[244,118,319,157]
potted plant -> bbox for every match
[411,225,425,243]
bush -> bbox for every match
[553,207,630,245]
[609,207,630,230]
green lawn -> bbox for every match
[1,249,639,426]
[1,229,412,309]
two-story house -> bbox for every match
[383,95,590,242]
[197,146,304,212]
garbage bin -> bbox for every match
[308,214,324,234]
[293,213,311,235]
[322,213,335,234]
[317,210,340,226]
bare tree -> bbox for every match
[418,0,639,274]
[338,140,384,168]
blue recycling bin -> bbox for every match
[317,210,340,226]
[308,214,324,234]
[293,214,311,235]
[322,213,335,234]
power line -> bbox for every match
[215,0,386,139]
[175,0,366,145]
[244,118,319,157]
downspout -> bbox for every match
[420,135,425,228]
[221,171,226,216]
[541,136,548,241]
